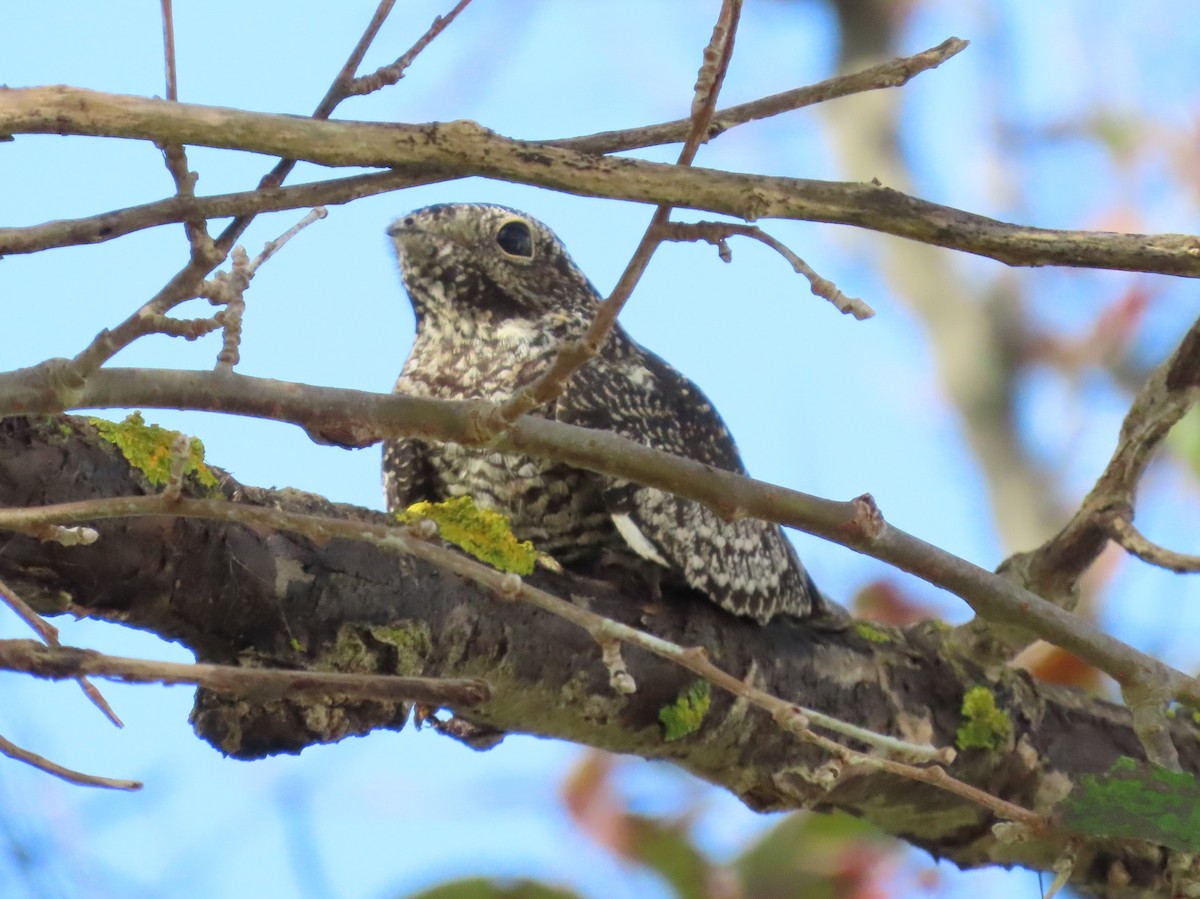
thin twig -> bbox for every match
[57,0,452,381]
[548,37,970,154]
[1104,512,1200,573]
[0,577,123,727]
[492,0,744,428]
[158,0,211,256]
[346,0,477,96]
[0,638,492,707]
[1043,847,1077,899]
[658,219,875,319]
[246,206,328,276]
[0,731,141,791]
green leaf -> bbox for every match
[1058,756,1200,851]
[405,877,583,899]
[626,816,713,899]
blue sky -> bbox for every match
[3,2,1200,897]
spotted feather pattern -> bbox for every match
[383,203,824,623]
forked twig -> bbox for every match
[346,0,477,96]
[658,219,875,319]
[0,577,122,727]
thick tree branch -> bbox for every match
[0,414,1190,897]
[3,86,1199,277]
[1,366,1196,711]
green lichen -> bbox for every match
[369,621,432,675]
[399,496,536,575]
[90,411,219,492]
[853,621,893,644]
[321,626,378,673]
[659,680,711,742]
[1060,756,1200,851]
[956,686,1012,751]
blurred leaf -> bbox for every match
[404,877,583,899]
[1168,405,1200,480]
[1017,643,1102,691]
[626,816,717,899]
[561,751,630,857]
[559,751,722,897]
[851,580,935,626]
[1058,756,1200,850]
[734,811,900,899]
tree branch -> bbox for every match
[0,414,1191,896]
[3,86,1199,277]
[0,638,491,707]
[2,366,1197,710]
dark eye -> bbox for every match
[496,220,533,258]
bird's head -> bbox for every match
[388,204,599,327]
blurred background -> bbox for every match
[2,1,1199,896]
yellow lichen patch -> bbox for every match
[956,686,1013,751]
[399,496,537,575]
[89,411,219,492]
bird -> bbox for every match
[383,203,831,625]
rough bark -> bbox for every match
[0,414,1192,896]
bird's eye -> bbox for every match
[496,220,534,259]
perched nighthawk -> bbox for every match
[383,203,831,624]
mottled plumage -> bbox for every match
[383,203,826,624]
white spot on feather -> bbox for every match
[496,318,538,347]
[612,513,669,567]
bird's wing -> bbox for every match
[556,334,816,623]
[382,434,438,513]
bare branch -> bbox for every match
[0,731,141,791]
[3,87,1198,279]
[246,206,328,276]
[0,638,492,708]
[550,37,970,154]
[0,41,966,259]
[492,0,745,427]
[0,577,122,727]
[957,314,1200,663]
[345,0,477,96]
[1104,512,1200,573]
[157,0,213,259]
[658,219,875,319]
